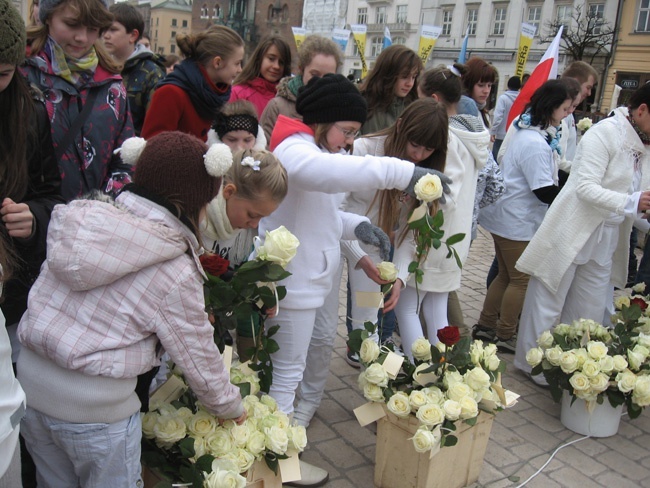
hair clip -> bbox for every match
[241,156,261,171]
[447,65,462,77]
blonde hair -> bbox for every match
[176,25,244,67]
[225,149,288,203]
[297,35,343,72]
[27,0,120,73]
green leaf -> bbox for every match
[178,437,195,459]
[237,382,251,397]
[266,324,280,337]
[265,338,280,354]
[445,233,466,246]
[431,209,444,228]
[194,454,215,474]
[364,321,377,333]
[408,261,419,273]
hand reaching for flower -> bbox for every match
[358,256,392,285]
[354,222,391,261]
[405,168,451,204]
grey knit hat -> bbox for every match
[39,0,109,24]
[0,0,26,66]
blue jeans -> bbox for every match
[21,409,142,488]
[636,230,650,289]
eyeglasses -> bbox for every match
[334,124,360,139]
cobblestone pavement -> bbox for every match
[299,226,650,488]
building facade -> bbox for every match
[150,0,193,55]
[254,0,305,71]
[191,0,256,52]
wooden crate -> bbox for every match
[374,410,494,488]
[143,460,281,488]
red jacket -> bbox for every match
[230,77,278,117]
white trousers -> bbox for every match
[514,259,612,374]
[269,264,343,425]
[394,285,449,360]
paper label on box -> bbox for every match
[279,449,301,483]
[414,372,439,387]
[382,352,404,379]
[354,402,386,427]
[149,375,187,404]
[222,345,233,371]
[504,390,520,408]
[355,291,385,308]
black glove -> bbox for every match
[354,222,391,261]
[405,167,452,204]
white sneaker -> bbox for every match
[283,460,329,487]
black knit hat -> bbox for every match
[296,74,367,125]
[0,0,26,66]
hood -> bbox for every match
[124,44,166,70]
[449,114,490,169]
[275,76,297,102]
[206,124,267,150]
[503,90,519,103]
[269,115,314,151]
[46,192,194,291]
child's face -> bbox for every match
[224,188,279,229]
[325,121,361,153]
[221,130,256,152]
[47,4,100,59]
[260,44,284,84]
[301,54,338,85]
[471,81,493,106]
[103,22,136,59]
[213,45,245,85]
[406,141,434,164]
[0,64,16,93]
[393,69,418,98]
[551,98,573,126]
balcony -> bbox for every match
[366,22,410,33]
[365,0,390,4]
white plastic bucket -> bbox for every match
[560,391,623,437]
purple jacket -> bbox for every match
[22,52,134,202]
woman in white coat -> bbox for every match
[515,83,650,379]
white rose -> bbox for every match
[576,117,593,132]
[599,355,615,374]
[443,370,464,389]
[628,348,646,371]
[175,407,194,425]
[632,375,650,406]
[464,368,491,392]
[153,416,187,449]
[526,347,544,367]
[192,436,207,460]
[590,373,610,393]
[559,351,579,374]
[205,429,234,458]
[469,341,484,365]
[442,400,462,421]
[288,425,308,452]
[553,323,571,337]
[232,448,256,473]
[633,344,650,360]
[360,338,380,364]
[613,355,629,372]
[204,468,247,488]
[256,226,300,268]
[633,282,646,293]
[411,338,432,361]
[587,341,609,360]
[483,343,498,357]
[545,346,563,366]
[246,430,266,456]
[363,383,385,402]
[141,412,159,439]
[616,370,637,393]
[376,261,398,282]
[582,359,601,377]
[537,330,555,349]
[242,395,260,413]
[365,363,389,387]
[569,372,591,392]
[257,414,280,432]
[229,421,252,448]
[575,389,598,402]
[458,396,479,420]
[574,348,590,368]
[637,333,650,349]
[251,402,271,419]
[485,354,501,371]
[411,426,440,453]
[415,403,445,426]
[272,412,290,430]
[409,390,429,411]
[447,381,473,402]
[615,296,631,309]
[264,425,289,454]
[260,395,278,412]
[188,411,218,437]
[387,392,412,418]
[422,387,445,405]
[414,173,443,202]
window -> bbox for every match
[171,31,176,39]
[352,42,360,56]
[376,6,386,24]
[182,19,188,27]
[156,17,159,25]
[492,7,507,35]
[171,18,177,27]
[638,0,650,31]
[396,5,407,23]
[442,9,453,36]
[393,36,406,45]
[370,36,383,57]
[213,4,222,19]
[556,4,572,31]
[588,3,605,34]
[527,6,542,36]
[467,8,478,35]
[357,7,367,25]
[170,44,176,54]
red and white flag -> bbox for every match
[506,26,564,129]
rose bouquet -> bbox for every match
[526,299,650,418]
[576,117,593,133]
[141,362,307,487]
[349,325,508,453]
[202,226,299,392]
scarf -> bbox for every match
[515,111,562,184]
[627,114,650,146]
[158,59,231,120]
[45,36,97,87]
[202,190,237,242]
[287,75,304,97]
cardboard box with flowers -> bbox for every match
[350,326,516,488]
[526,285,650,436]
